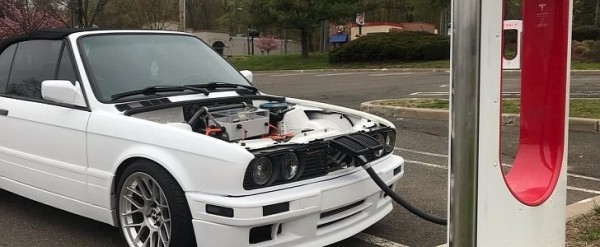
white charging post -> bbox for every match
[449,0,573,246]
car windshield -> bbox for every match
[79,34,250,102]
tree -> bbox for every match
[37,0,110,28]
[248,0,363,58]
[255,35,280,54]
[136,0,178,29]
[0,1,64,39]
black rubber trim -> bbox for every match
[263,202,290,216]
[0,109,8,116]
[123,95,285,116]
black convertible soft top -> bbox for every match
[0,28,98,52]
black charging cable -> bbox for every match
[360,157,448,226]
[329,134,448,226]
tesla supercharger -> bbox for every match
[449,0,572,246]
[503,20,523,70]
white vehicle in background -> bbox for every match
[0,29,404,247]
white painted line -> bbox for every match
[395,147,448,158]
[409,92,521,96]
[316,72,362,77]
[439,85,448,88]
[397,147,600,183]
[269,73,309,77]
[567,186,600,195]
[569,173,600,182]
[409,92,421,96]
[354,233,410,247]
[369,72,414,77]
[405,160,447,169]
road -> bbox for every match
[1,70,599,247]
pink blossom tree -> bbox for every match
[255,35,281,55]
[0,1,64,40]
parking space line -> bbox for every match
[566,186,600,194]
[354,233,411,247]
[269,73,310,77]
[397,147,600,184]
[369,73,414,77]
[316,73,362,77]
[409,92,521,96]
[404,159,447,169]
[395,147,448,158]
[569,173,600,182]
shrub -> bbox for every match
[572,40,600,62]
[572,25,600,42]
[329,32,450,63]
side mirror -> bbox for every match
[41,80,86,107]
[240,70,253,83]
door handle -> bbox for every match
[0,109,8,116]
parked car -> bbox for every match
[0,29,404,247]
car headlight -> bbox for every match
[384,131,396,153]
[280,153,300,180]
[374,133,386,157]
[251,157,273,185]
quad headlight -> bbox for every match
[251,157,273,185]
[384,131,396,153]
[374,133,386,157]
[280,153,300,180]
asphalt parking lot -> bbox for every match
[1,70,599,247]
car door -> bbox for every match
[0,39,91,202]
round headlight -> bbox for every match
[374,133,385,146]
[280,153,300,180]
[251,157,273,185]
[384,131,396,153]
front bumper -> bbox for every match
[186,155,404,247]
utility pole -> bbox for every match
[179,0,186,31]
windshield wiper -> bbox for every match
[186,82,259,94]
[111,85,210,101]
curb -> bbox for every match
[566,195,600,221]
[361,100,600,133]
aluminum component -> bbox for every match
[119,172,171,247]
[209,107,269,141]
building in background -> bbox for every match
[344,22,437,41]
[141,21,301,56]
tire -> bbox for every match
[116,160,196,247]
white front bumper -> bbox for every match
[186,155,404,247]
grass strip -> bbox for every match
[376,98,600,119]
[228,54,600,71]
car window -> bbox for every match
[57,46,78,84]
[6,40,62,99]
[79,34,250,102]
[0,44,17,94]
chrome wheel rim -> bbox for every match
[119,172,171,247]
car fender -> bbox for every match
[86,111,255,209]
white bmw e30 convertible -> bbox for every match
[0,29,404,247]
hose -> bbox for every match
[364,166,448,226]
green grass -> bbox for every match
[584,227,600,241]
[228,53,448,71]
[572,61,600,70]
[376,98,600,119]
[594,203,600,216]
[228,53,331,71]
[228,53,600,71]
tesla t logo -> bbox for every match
[539,3,547,11]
